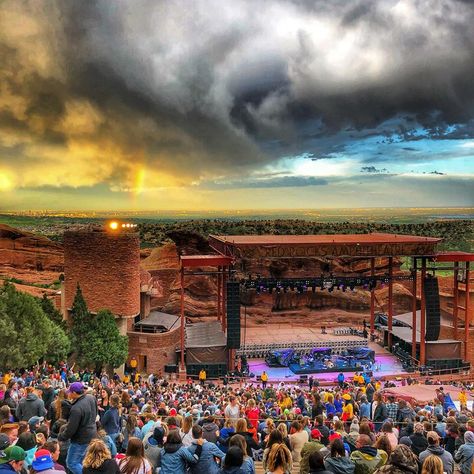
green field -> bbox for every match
[0,208,473,252]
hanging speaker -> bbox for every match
[226,281,241,349]
[424,276,440,341]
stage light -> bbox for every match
[109,221,119,230]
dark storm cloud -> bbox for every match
[0,0,473,190]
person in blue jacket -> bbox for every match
[188,425,225,474]
[158,429,203,474]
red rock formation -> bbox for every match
[0,224,63,272]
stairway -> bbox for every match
[254,460,301,474]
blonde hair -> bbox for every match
[277,422,288,438]
[267,443,292,471]
[83,439,111,469]
[421,455,443,474]
[236,418,247,433]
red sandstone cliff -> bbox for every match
[0,224,63,296]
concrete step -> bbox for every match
[254,460,300,474]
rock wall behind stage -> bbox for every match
[141,233,414,326]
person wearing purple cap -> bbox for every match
[58,382,97,474]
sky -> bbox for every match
[0,0,473,211]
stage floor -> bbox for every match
[241,325,387,353]
[248,352,406,383]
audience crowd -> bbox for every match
[1,364,473,474]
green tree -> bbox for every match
[86,309,129,371]
[70,284,93,365]
[70,287,128,370]
[39,294,66,329]
[45,324,71,364]
[0,283,52,370]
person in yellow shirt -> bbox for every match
[342,395,354,421]
[279,391,293,410]
[261,371,268,389]
[375,380,382,391]
[199,369,206,385]
[3,372,11,386]
[122,373,130,384]
[459,388,468,410]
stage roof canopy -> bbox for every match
[210,232,442,259]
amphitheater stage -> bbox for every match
[248,352,406,383]
[238,324,387,357]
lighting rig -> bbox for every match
[241,273,414,294]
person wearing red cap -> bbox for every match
[299,429,327,474]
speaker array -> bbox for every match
[424,277,440,341]
[226,281,241,349]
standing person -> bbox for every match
[410,423,428,456]
[158,429,203,474]
[289,421,309,463]
[261,372,268,390]
[325,438,355,474]
[0,446,27,474]
[300,429,326,474]
[454,431,474,474]
[49,390,71,426]
[16,388,46,422]
[202,415,220,444]
[385,397,398,422]
[82,439,120,474]
[58,382,97,474]
[188,425,225,474]
[350,435,387,474]
[122,414,141,451]
[458,389,468,411]
[38,381,55,419]
[199,369,206,385]
[143,426,165,472]
[225,397,240,421]
[101,395,121,447]
[372,394,387,432]
[419,431,454,474]
[118,438,152,474]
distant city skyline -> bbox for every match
[0,0,473,210]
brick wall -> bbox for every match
[64,229,140,318]
[127,327,181,373]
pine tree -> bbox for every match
[70,286,128,370]
[82,309,129,371]
[70,284,93,366]
[39,294,66,329]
